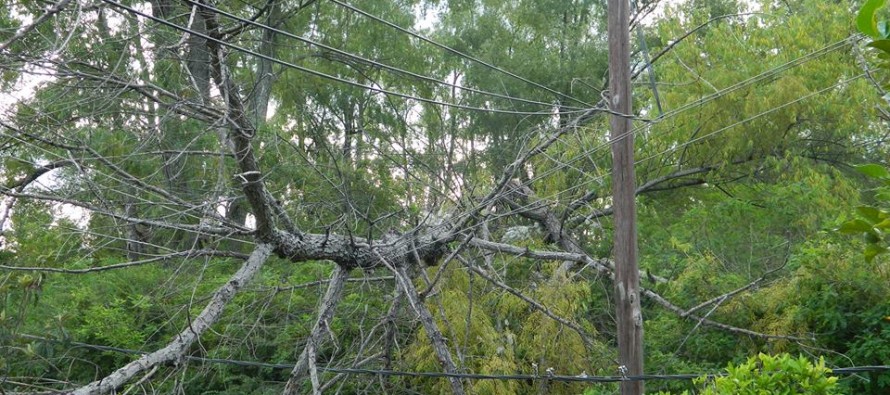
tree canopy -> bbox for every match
[1,0,888,394]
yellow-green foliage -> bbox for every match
[402,263,606,395]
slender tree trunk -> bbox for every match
[607,0,644,394]
[249,1,279,127]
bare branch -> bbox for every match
[457,255,597,355]
[283,265,349,395]
[5,159,75,191]
[641,287,810,342]
[0,189,247,237]
[375,249,466,395]
[70,244,273,395]
[0,0,75,52]
[681,258,787,318]
[0,250,250,274]
[569,166,717,225]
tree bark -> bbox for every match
[70,244,273,395]
[376,249,466,395]
[283,265,349,395]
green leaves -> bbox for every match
[858,0,887,38]
[694,353,841,395]
[836,164,890,262]
[857,0,890,78]
[867,39,890,54]
[856,163,890,180]
[836,218,878,234]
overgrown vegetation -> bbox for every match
[1,0,888,394]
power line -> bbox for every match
[16,0,865,271]
[329,0,593,108]
[181,0,587,111]
[102,0,592,117]
[492,36,858,203]
[296,21,860,254]
[653,36,856,122]
[413,73,866,250]
[10,333,889,385]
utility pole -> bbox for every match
[607,0,644,394]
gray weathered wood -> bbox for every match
[607,0,644,393]
[283,265,349,395]
[70,244,273,395]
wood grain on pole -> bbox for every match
[607,0,644,394]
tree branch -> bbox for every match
[569,166,717,225]
[0,249,250,274]
[70,244,273,395]
[457,255,598,356]
[5,159,74,191]
[0,0,74,52]
[375,249,466,395]
[641,287,809,342]
[283,265,349,395]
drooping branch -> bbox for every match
[468,225,800,342]
[0,249,249,274]
[283,265,349,395]
[468,237,667,284]
[640,287,810,342]
[469,237,611,276]
[70,244,273,395]
[681,258,788,318]
[5,159,74,191]
[0,189,246,237]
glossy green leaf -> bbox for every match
[868,39,890,55]
[856,163,890,179]
[864,243,888,262]
[857,205,884,224]
[858,0,887,38]
[837,219,876,234]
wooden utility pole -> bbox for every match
[607,0,644,394]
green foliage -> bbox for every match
[3,0,889,393]
[630,354,841,395]
[402,264,608,395]
[697,353,841,395]
[858,0,888,38]
[836,163,890,261]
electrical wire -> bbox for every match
[480,36,859,206]
[406,73,866,252]
[182,0,588,111]
[101,0,592,116]
[8,1,861,265]
[10,333,889,385]
[329,0,594,108]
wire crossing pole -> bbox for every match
[607,0,644,394]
